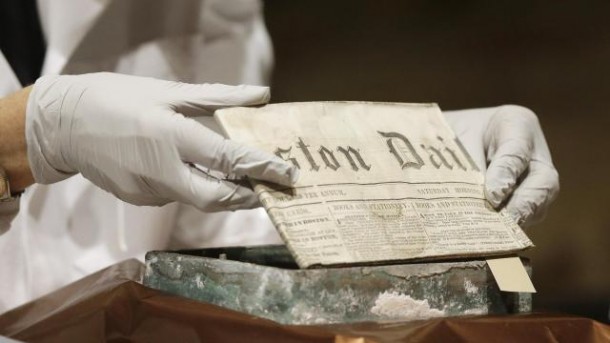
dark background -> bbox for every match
[265,1,610,322]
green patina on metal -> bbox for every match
[144,245,531,325]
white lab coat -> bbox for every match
[0,0,281,313]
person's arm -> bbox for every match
[0,86,35,194]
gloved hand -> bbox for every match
[26,72,298,211]
[443,105,559,227]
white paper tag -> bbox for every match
[487,256,536,293]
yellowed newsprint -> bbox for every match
[215,102,533,268]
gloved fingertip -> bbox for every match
[239,85,271,105]
[269,165,300,187]
[507,209,521,225]
[287,166,300,185]
[269,157,300,186]
[505,195,540,228]
[484,187,505,208]
[508,207,533,228]
[258,86,271,103]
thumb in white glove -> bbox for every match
[443,105,559,227]
[26,72,299,211]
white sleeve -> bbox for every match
[0,199,19,235]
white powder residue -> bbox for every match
[464,279,478,294]
[195,274,205,288]
[370,291,445,320]
[463,307,488,315]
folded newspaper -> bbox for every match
[215,102,533,268]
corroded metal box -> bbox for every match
[144,245,530,325]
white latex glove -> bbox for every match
[26,72,298,211]
[443,105,559,227]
